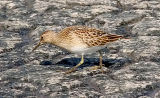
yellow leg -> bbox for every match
[89,51,104,73]
[65,55,84,74]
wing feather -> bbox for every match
[59,26,124,47]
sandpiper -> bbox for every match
[32,26,124,74]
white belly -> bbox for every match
[71,45,107,54]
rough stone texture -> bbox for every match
[0,0,160,97]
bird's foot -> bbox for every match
[55,68,76,74]
[65,67,77,74]
[89,64,105,73]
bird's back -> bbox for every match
[58,26,124,47]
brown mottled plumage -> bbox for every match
[32,26,125,74]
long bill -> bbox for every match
[32,42,42,52]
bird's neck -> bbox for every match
[50,33,72,51]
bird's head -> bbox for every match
[32,30,57,52]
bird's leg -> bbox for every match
[99,51,104,73]
[65,55,84,74]
[89,51,104,73]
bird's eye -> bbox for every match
[41,37,43,40]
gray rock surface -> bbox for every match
[0,0,160,97]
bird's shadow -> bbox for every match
[40,57,131,70]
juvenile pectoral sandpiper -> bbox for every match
[32,26,125,74]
